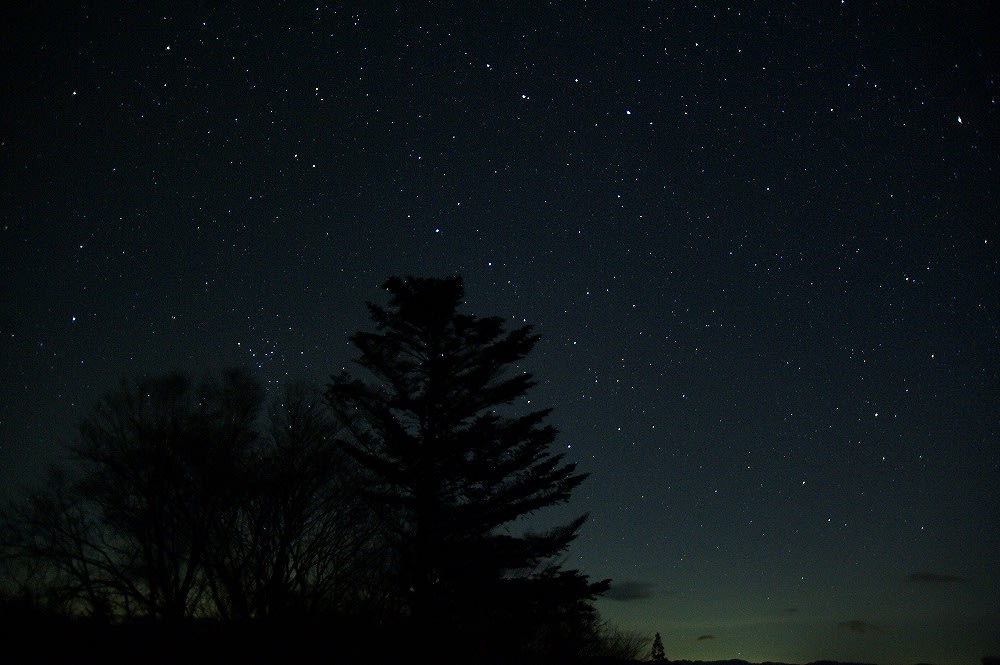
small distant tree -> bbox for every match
[651,631,666,661]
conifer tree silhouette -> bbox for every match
[325,275,608,658]
[651,631,666,661]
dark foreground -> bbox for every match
[1,613,975,665]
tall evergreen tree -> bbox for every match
[651,631,666,661]
[325,275,608,657]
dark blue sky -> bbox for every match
[2,3,998,662]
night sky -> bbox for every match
[2,3,998,663]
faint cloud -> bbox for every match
[907,571,965,584]
[696,634,714,641]
[837,619,881,634]
[783,607,798,614]
[603,580,655,601]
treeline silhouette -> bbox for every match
[0,276,645,665]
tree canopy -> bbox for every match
[0,371,380,625]
[325,275,608,661]
[1,275,615,664]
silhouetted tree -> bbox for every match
[579,621,648,662]
[1,370,384,627]
[325,275,608,661]
[0,372,251,621]
[202,381,386,621]
[650,631,665,661]
[89,370,263,619]
[0,464,115,619]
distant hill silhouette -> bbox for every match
[650,660,899,665]
[605,655,991,665]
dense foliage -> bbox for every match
[1,275,616,664]
[326,275,609,662]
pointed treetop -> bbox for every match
[369,274,465,332]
